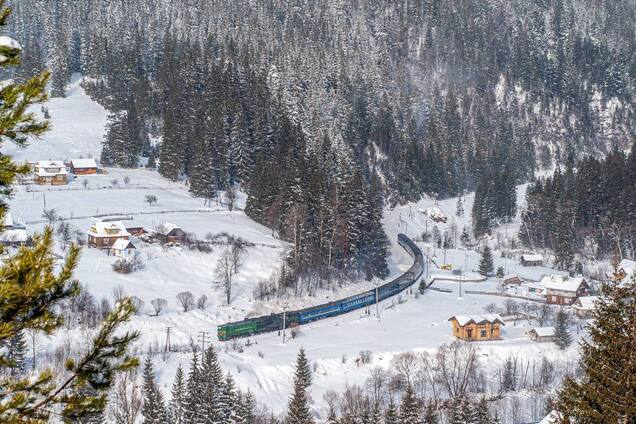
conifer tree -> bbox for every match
[473,398,491,424]
[141,357,168,424]
[553,309,572,350]
[557,274,636,422]
[169,365,187,424]
[3,330,27,376]
[398,384,421,424]
[0,4,139,421]
[198,346,226,423]
[384,398,399,424]
[422,402,439,424]
[286,349,315,424]
[479,245,494,276]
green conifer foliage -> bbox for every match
[557,274,636,422]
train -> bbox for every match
[217,234,425,341]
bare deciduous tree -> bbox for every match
[129,296,144,315]
[431,341,480,399]
[42,208,58,225]
[151,298,167,316]
[391,351,420,386]
[196,295,208,310]
[112,286,126,303]
[108,370,142,424]
[215,248,236,305]
[225,185,237,211]
[176,291,195,312]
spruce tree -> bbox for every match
[479,245,494,276]
[557,273,636,421]
[384,398,399,424]
[398,384,421,424]
[169,365,187,424]
[141,357,168,424]
[473,398,491,424]
[553,309,572,350]
[0,4,139,421]
[3,330,27,376]
[422,402,439,424]
[286,349,314,424]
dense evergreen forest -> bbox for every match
[6,0,635,280]
[521,143,636,270]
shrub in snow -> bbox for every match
[357,350,373,365]
[258,351,265,359]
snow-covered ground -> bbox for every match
[4,76,582,417]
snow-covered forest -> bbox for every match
[6,0,635,282]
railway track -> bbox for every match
[217,233,425,341]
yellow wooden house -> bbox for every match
[448,314,505,341]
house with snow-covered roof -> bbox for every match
[520,253,543,266]
[448,314,504,341]
[33,160,68,185]
[526,327,556,343]
[572,295,599,318]
[541,275,589,305]
[156,222,187,244]
[87,220,131,248]
[1,212,29,247]
[70,158,98,175]
[110,238,136,259]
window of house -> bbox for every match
[480,330,487,338]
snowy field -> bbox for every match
[4,76,582,417]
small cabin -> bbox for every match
[1,212,29,247]
[541,275,589,305]
[521,254,543,267]
[572,296,599,318]
[157,222,187,244]
[34,161,68,185]
[503,274,522,285]
[110,238,136,258]
[448,314,504,341]
[87,221,131,248]
[70,158,98,175]
[526,327,556,343]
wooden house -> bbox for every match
[526,327,556,343]
[70,158,98,175]
[520,254,543,266]
[572,296,599,318]
[0,212,28,247]
[110,238,136,258]
[157,222,187,244]
[87,221,131,248]
[34,161,68,185]
[125,226,146,237]
[541,275,589,305]
[502,274,522,285]
[448,314,504,341]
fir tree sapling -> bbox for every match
[553,309,572,350]
[479,245,494,276]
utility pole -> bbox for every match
[198,331,209,353]
[282,303,289,344]
[375,282,380,321]
[164,327,172,352]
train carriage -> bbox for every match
[218,234,425,341]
